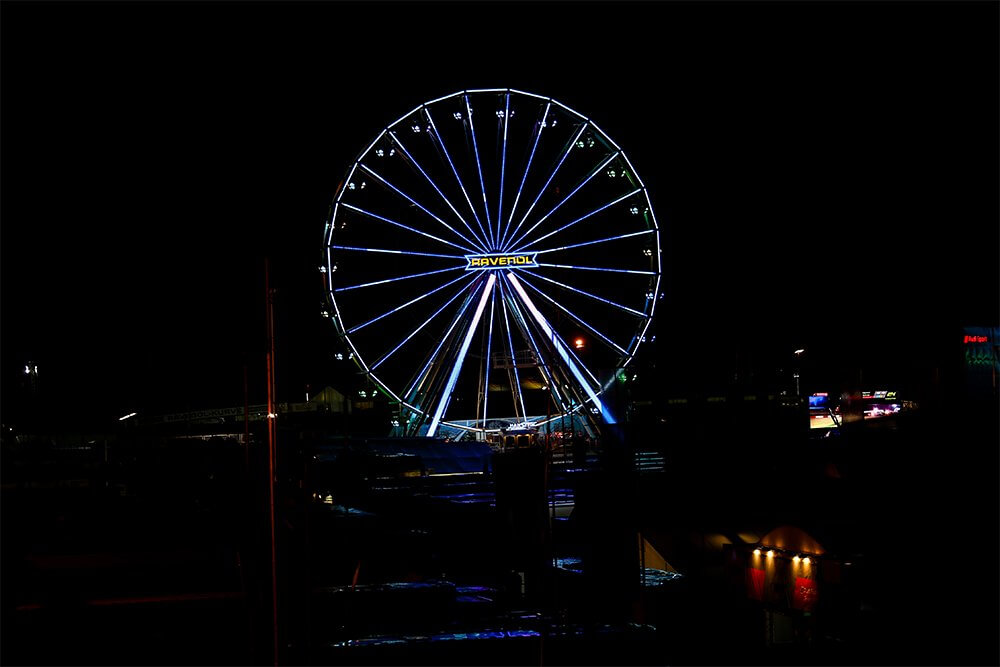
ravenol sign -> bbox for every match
[465,252,538,271]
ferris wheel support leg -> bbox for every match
[427,274,497,438]
[505,272,616,426]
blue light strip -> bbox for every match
[330,245,462,260]
[404,278,481,400]
[529,229,653,256]
[537,262,656,276]
[481,284,496,430]
[427,274,497,437]
[510,266,647,318]
[503,123,588,253]
[347,271,474,334]
[424,107,493,250]
[388,131,490,253]
[498,101,550,250]
[334,265,465,293]
[501,273,564,420]
[496,92,510,248]
[498,279,527,420]
[360,164,484,253]
[506,151,620,251]
[515,188,644,251]
[512,271,628,356]
[506,272,615,424]
[370,273,479,370]
[340,203,477,254]
[464,95,494,250]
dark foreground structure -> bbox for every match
[2,365,998,666]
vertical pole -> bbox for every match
[265,258,279,666]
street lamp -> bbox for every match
[793,349,805,396]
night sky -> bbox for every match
[2,1,997,427]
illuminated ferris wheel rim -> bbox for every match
[323,88,662,436]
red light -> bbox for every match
[574,338,585,349]
[964,335,989,344]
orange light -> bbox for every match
[803,557,811,564]
[766,550,774,558]
[792,555,800,563]
[574,337,585,349]
[753,548,761,556]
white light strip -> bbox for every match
[505,272,615,424]
[427,274,497,437]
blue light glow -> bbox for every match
[481,284,496,430]
[427,274,496,437]
[503,123,588,252]
[537,262,656,276]
[509,266,647,317]
[347,272,475,334]
[505,151,620,251]
[515,188,644,251]
[370,274,479,370]
[464,95,494,250]
[330,245,462,260]
[529,229,654,256]
[334,265,465,293]
[340,203,478,254]
[496,92,510,245]
[359,164,483,253]
[498,279,527,420]
[498,101,550,249]
[387,132,490,253]
[424,108,493,249]
[512,272,628,355]
[506,272,615,424]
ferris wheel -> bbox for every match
[322,89,661,439]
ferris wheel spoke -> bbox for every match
[509,266,647,318]
[500,274,568,418]
[346,271,476,334]
[495,92,511,250]
[511,271,629,356]
[427,274,496,437]
[479,283,497,430]
[536,262,656,276]
[514,188,645,252]
[340,203,478,254]
[464,95,494,249]
[505,151,620,252]
[505,272,614,424]
[498,101,550,250]
[387,130,490,253]
[333,264,465,293]
[530,229,655,257]
[359,164,486,253]
[369,273,480,370]
[498,279,528,421]
[404,277,484,400]
[329,245,464,260]
[424,107,493,251]
[503,123,588,253]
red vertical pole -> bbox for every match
[265,258,278,666]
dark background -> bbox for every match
[2,0,997,427]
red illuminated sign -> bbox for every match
[964,335,989,344]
